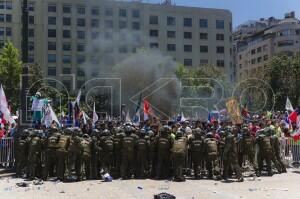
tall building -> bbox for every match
[0,0,233,91]
[234,12,300,82]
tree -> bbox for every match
[0,41,22,109]
[263,53,300,110]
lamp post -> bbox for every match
[20,0,29,126]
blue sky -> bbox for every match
[148,0,300,27]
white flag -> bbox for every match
[82,111,90,125]
[75,89,81,105]
[125,110,131,123]
[180,112,186,122]
[43,105,60,127]
[93,102,98,124]
[0,85,15,124]
[285,97,294,112]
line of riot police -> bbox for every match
[13,122,287,182]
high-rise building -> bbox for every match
[234,12,300,82]
[0,0,233,91]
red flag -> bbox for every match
[143,99,151,120]
[289,111,297,123]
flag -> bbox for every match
[92,102,98,124]
[289,111,297,123]
[43,104,60,128]
[82,111,90,125]
[125,110,131,123]
[133,93,142,125]
[180,112,186,122]
[0,85,15,124]
[284,112,290,129]
[285,97,294,112]
[143,99,151,121]
[226,98,243,125]
[75,89,81,105]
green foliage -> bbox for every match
[0,41,22,109]
[264,53,300,110]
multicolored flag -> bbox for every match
[92,102,98,125]
[143,99,151,121]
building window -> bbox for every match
[28,42,34,51]
[149,29,159,37]
[257,47,262,53]
[48,16,56,25]
[216,20,224,29]
[62,80,71,90]
[77,31,85,39]
[119,21,127,29]
[91,19,99,28]
[6,14,12,22]
[216,46,224,54]
[149,15,158,25]
[77,55,85,64]
[28,2,34,12]
[91,7,99,15]
[150,43,158,48]
[6,27,11,36]
[263,45,268,51]
[63,55,71,64]
[29,29,34,37]
[251,59,256,64]
[63,43,71,51]
[0,28,4,36]
[77,18,85,27]
[199,19,208,28]
[91,32,99,39]
[184,18,192,27]
[200,45,208,53]
[48,29,56,38]
[48,54,56,63]
[63,17,71,26]
[77,68,85,76]
[200,32,208,40]
[167,44,176,51]
[105,8,113,16]
[217,60,224,67]
[200,59,208,66]
[119,46,128,53]
[184,45,192,52]
[105,32,113,40]
[77,6,85,14]
[28,54,34,63]
[216,33,224,41]
[263,55,268,61]
[251,49,256,55]
[48,42,56,50]
[257,57,262,63]
[184,32,192,39]
[184,59,192,66]
[28,15,35,24]
[0,14,4,22]
[278,40,294,47]
[63,68,71,74]
[48,67,56,76]
[63,5,71,13]
[167,16,176,26]
[119,9,127,17]
[48,4,56,12]
[63,30,71,38]
[77,43,85,52]
[167,31,176,38]
[0,1,12,10]
[105,20,113,28]
[132,22,140,30]
[132,9,140,18]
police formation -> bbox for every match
[14,122,287,183]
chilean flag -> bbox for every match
[143,99,151,121]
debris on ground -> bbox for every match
[16,182,30,187]
[33,179,43,185]
[154,192,176,199]
[137,186,143,190]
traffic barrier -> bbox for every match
[0,137,14,166]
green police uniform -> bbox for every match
[15,130,30,177]
[171,131,187,182]
[56,135,70,181]
[204,133,221,179]
[28,131,42,179]
[135,129,150,178]
[188,128,204,179]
